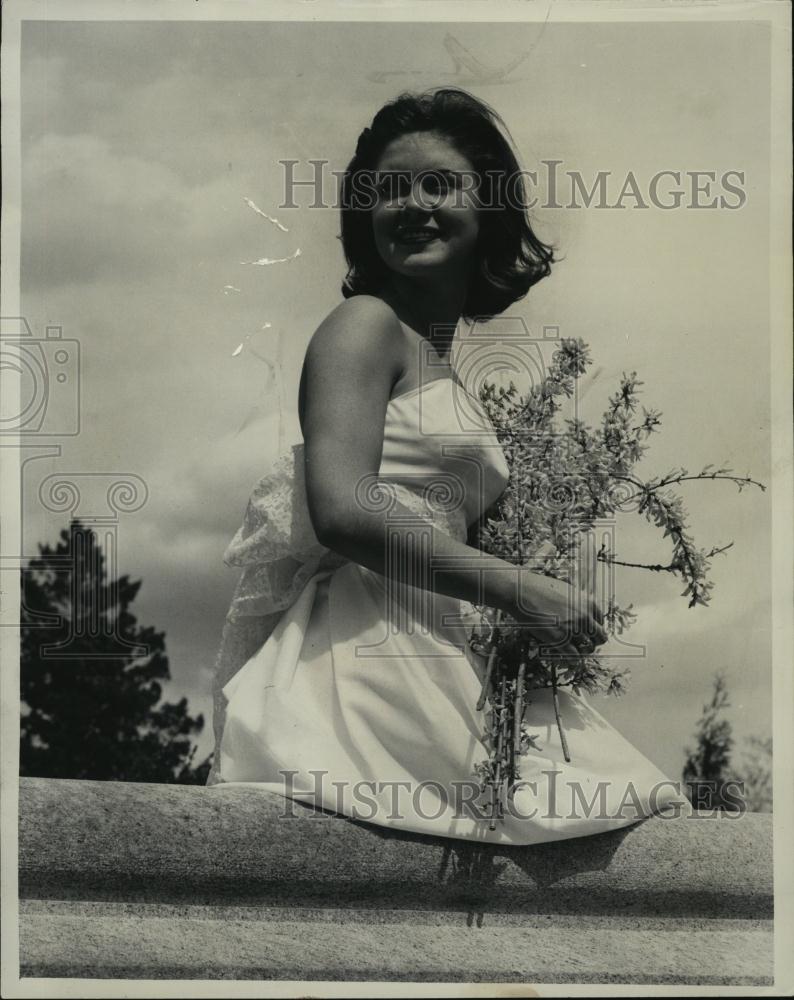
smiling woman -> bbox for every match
[339,88,553,320]
[209,88,683,842]
[370,132,482,293]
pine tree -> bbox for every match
[682,671,735,810]
[20,519,211,783]
[735,736,773,813]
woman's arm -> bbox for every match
[301,297,605,649]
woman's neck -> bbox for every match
[379,275,466,360]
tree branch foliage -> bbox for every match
[466,339,764,822]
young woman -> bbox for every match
[209,89,681,842]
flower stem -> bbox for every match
[476,610,502,712]
[513,660,527,757]
[551,662,571,763]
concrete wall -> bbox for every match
[18,777,773,984]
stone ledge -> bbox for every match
[20,777,772,917]
[17,777,774,983]
[18,899,774,983]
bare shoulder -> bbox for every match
[299,295,406,432]
[306,295,405,371]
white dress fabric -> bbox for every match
[209,378,683,844]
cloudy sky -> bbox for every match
[17,15,772,779]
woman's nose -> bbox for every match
[400,177,436,215]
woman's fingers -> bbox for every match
[511,565,607,649]
[514,611,606,649]
[590,618,608,646]
[531,621,605,655]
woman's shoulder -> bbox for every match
[320,294,401,332]
[307,295,404,365]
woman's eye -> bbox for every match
[420,173,451,198]
[375,173,411,200]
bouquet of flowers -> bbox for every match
[466,339,764,828]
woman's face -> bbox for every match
[370,131,480,287]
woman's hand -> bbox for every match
[507,566,607,656]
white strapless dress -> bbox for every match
[209,378,683,843]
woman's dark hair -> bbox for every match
[340,87,554,320]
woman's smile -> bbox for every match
[371,131,480,283]
[393,225,443,248]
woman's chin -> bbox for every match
[391,244,444,262]
[384,250,457,280]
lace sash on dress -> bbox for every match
[208,431,486,785]
[207,443,347,784]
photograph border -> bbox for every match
[1,1,791,996]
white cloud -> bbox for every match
[22,134,191,286]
